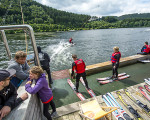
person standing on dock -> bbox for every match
[8,51,30,88]
[36,46,53,88]
[137,42,150,55]
[69,37,73,44]
[71,54,90,93]
[111,47,121,80]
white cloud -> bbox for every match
[35,0,150,16]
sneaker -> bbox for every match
[75,89,79,93]
[51,111,57,117]
[110,76,114,79]
[86,87,91,90]
[113,77,118,81]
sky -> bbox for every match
[34,0,150,17]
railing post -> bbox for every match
[0,30,11,60]
[27,26,41,66]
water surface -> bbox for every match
[0,28,150,71]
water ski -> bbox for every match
[98,74,130,85]
[138,59,150,63]
[138,86,150,102]
[144,78,150,86]
[96,72,126,81]
[67,79,85,101]
[80,77,96,97]
[71,43,76,46]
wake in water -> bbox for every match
[50,41,72,59]
[47,40,73,71]
[145,29,150,32]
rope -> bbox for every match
[20,0,28,54]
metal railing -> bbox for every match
[0,24,40,66]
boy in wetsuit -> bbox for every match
[111,47,121,80]
[71,55,90,93]
[69,38,73,44]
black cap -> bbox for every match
[0,69,16,82]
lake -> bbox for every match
[0,27,150,71]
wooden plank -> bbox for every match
[62,115,69,120]
[68,113,75,120]
[112,87,150,119]
[129,86,150,119]
[54,117,64,120]
[73,112,82,120]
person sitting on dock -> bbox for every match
[0,69,28,120]
[111,47,121,80]
[25,66,56,120]
[69,37,73,44]
[8,51,30,88]
[36,46,53,87]
[137,42,150,55]
[71,54,90,93]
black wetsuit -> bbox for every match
[71,60,89,91]
[112,53,121,78]
[35,46,53,85]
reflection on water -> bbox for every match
[0,27,150,71]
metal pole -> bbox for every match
[0,30,11,59]
[27,26,41,66]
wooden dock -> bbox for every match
[54,82,150,120]
[4,55,150,120]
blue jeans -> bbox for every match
[11,77,23,88]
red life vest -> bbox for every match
[143,45,150,53]
[69,38,72,43]
[111,52,121,63]
[74,59,85,73]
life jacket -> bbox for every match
[74,59,85,73]
[69,38,72,43]
[142,45,150,53]
[111,52,121,63]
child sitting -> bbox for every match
[25,66,56,120]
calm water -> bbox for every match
[0,28,150,71]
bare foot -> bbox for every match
[20,93,28,101]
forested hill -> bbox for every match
[117,13,150,20]
[0,0,90,31]
[1,0,150,32]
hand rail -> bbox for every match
[0,24,40,66]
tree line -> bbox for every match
[86,17,150,29]
[1,0,150,33]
